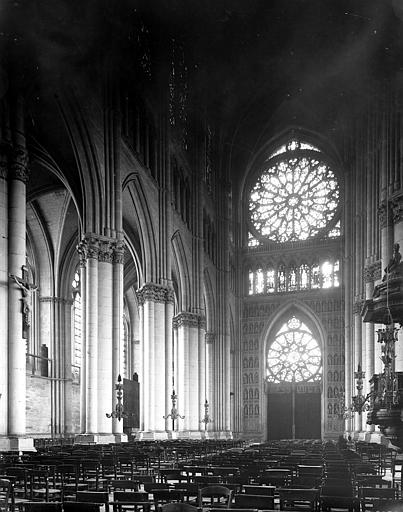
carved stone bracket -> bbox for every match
[353,298,365,315]
[136,282,175,305]
[378,200,394,229]
[173,311,206,329]
[392,195,403,224]
[364,261,382,283]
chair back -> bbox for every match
[198,485,233,508]
[23,504,63,512]
[161,504,198,512]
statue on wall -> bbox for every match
[9,265,38,334]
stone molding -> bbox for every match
[10,144,29,182]
[136,282,175,305]
[364,261,382,283]
[39,296,73,306]
[173,311,206,329]
[205,332,215,344]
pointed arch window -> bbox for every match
[267,316,322,383]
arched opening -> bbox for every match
[265,314,323,440]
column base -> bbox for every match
[207,431,234,440]
[0,436,36,452]
[74,433,122,445]
[138,431,169,441]
[177,430,204,440]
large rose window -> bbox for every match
[249,141,339,243]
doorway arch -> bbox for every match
[261,301,325,440]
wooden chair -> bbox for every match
[173,482,199,504]
[243,485,275,496]
[359,487,398,512]
[158,469,186,484]
[278,487,319,511]
[320,484,359,512]
[160,504,198,512]
[198,485,233,509]
[29,469,62,502]
[234,493,275,509]
[0,479,12,512]
[76,491,110,512]
[57,464,88,499]
[111,491,151,512]
[108,480,140,493]
[64,503,101,512]
[22,503,63,512]
[81,461,108,491]
[152,489,184,509]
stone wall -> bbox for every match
[26,374,52,434]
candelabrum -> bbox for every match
[106,374,133,421]
[200,399,213,430]
[338,364,372,419]
[376,324,400,409]
[163,389,185,431]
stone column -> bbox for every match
[0,147,8,436]
[164,300,174,433]
[112,239,126,439]
[97,240,113,435]
[174,312,205,435]
[5,140,35,451]
[79,256,87,432]
[79,236,100,436]
[137,283,173,439]
[206,332,215,433]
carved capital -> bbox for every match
[392,195,403,224]
[112,239,126,264]
[205,332,215,344]
[364,261,382,283]
[98,240,113,263]
[173,311,206,329]
[77,235,100,260]
[136,282,175,305]
[10,144,29,182]
[378,201,393,229]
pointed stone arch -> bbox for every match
[171,230,191,312]
[260,299,327,440]
[203,268,215,332]
[123,172,157,284]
